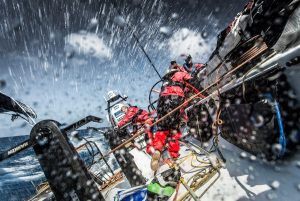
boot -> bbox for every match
[151,150,161,171]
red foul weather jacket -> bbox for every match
[118,106,150,128]
[160,70,192,97]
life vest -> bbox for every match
[160,69,192,97]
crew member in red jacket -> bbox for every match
[149,60,192,171]
[118,105,154,149]
[118,105,151,128]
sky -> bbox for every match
[0,0,248,137]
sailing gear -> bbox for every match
[156,166,181,187]
[147,167,180,200]
[148,62,193,169]
[150,150,161,171]
[160,86,185,97]
[116,186,147,201]
[164,68,179,79]
[160,70,192,97]
[118,106,150,128]
[147,182,175,197]
[156,96,184,131]
[151,130,181,159]
[118,106,154,154]
[148,67,191,162]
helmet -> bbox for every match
[170,60,177,65]
[169,60,184,71]
[185,54,192,63]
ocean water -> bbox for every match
[0,129,118,201]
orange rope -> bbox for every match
[185,82,206,99]
[173,182,180,201]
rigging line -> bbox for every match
[110,1,162,79]
[132,33,162,79]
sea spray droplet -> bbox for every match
[270,180,280,189]
[267,192,277,200]
[249,174,255,180]
[296,161,300,168]
[271,143,283,155]
[171,13,179,19]
[240,152,247,159]
[159,26,172,36]
[201,31,208,39]
[89,18,98,27]
[297,184,300,191]
[114,16,126,28]
[250,155,257,161]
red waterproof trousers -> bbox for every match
[151,130,181,158]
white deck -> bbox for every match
[105,137,300,201]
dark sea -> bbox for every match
[0,129,118,201]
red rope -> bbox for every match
[173,182,180,201]
[185,82,206,99]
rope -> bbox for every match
[207,66,226,163]
[177,167,220,201]
[176,152,194,165]
[180,177,199,201]
[155,138,219,201]
[172,182,180,201]
[195,156,211,164]
[264,93,287,157]
[185,82,206,99]
[196,170,221,200]
[241,51,276,102]
[191,154,211,168]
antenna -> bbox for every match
[111,1,162,79]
